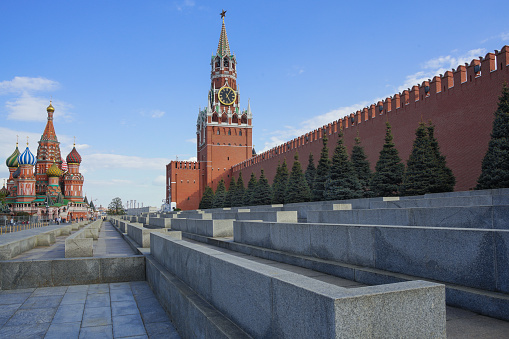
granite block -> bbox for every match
[65,238,93,258]
[99,256,145,283]
[0,260,53,289]
[51,258,101,286]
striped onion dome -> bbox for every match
[66,146,82,164]
[18,146,37,166]
[5,144,20,168]
[61,157,68,172]
[47,162,63,177]
[12,167,21,179]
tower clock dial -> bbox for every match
[218,86,236,105]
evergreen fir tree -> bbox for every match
[351,136,373,197]
[272,160,289,204]
[244,172,258,205]
[223,176,236,208]
[253,170,272,205]
[212,179,227,208]
[402,122,438,196]
[477,83,509,189]
[370,122,405,197]
[286,153,311,203]
[305,153,316,191]
[199,186,214,209]
[427,122,456,192]
[323,133,363,200]
[312,132,331,201]
[232,172,246,207]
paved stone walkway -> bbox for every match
[12,221,135,260]
[0,281,180,339]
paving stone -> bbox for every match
[67,284,89,293]
[6,307,57,325]
[61,291,88,305]
[138,303,169,324]
[0,303,22,317]
[0,292,32,305]
[88,283,110,294]
[116,335,148,339]
[52,303,85,323]
[112,313,146,338]
[85,292,110,308]
[0,322,50,339]
[82,306,112,327]
[144,321,181,339]
[111,300,139,317]
[110,288,135,302]
[32,286,67,296]
[109,282,131,290]
[45,321,81,339]
[447,314,509,339]
[79,324,113,339]
[20,295,62,309]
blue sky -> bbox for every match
[1,0,508,208]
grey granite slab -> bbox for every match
[45,321,81,339]
[52,303,85,323]
[85,292,110,308]
[112,313,146,338]
[82,306,112,327]
[79,324,113,339]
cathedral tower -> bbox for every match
[16,143,37,203]
[196,11,253,195]
[63,144,84,202]
[35,102,63,196]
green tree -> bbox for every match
[305,153,316,191]
[312,132,331,201]
[286,153,311,203]
[253,170,272,205]
[272,160,289,204]
[324,133,363,200]
[213,179,227,208]
[107,197,125,215]
[351,136,373,197]
[232,172,246,207]
[223,176,236,208]
[427,122,455,192]
[199,186,214,209]
[477,83,509,189]
[244,172,258,205]
[402,122,438,196]
[370,122,405,197]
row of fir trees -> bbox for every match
[199,120,458,209]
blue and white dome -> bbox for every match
[18,147,37,166]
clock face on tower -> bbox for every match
[218,86,236,105]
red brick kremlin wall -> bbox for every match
[232,47,509,192]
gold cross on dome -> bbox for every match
[220,9,226,18]
[26,136,29,146]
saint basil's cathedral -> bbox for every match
[2,102,89,221]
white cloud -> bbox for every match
[396,48,486,93]
[83,153,171,171]
[151,110,165,118]
[0,77,59,94]
[186,156,197,162]
[0,127,41,158]
[152,175,166,186]
[501,32,509,41]
[5,92,73,122]
[175,0,195,11]
[260,101,370,152]
[186,138,197,144]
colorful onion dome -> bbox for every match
[18,146,37,166]
[66,146,82,164]
[5,144,20,168]
[12,167,21,179]
[47,102,55,113]
[47,162,63,177]
[61,157,68,172]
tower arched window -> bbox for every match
[239,130,242,136]
[241,114,247,124]
[217,130,220,135]
[215,57,220,68]
[223,57,229,68]
[228,130,231,135]
[221,113,228,123]
[212,113,219,122]
[232,114,238,124]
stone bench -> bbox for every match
[126,222,175,248]
[147,217,172,228]
[236,210,298,223]
[149,232,445,338]
[170,218,235,237]
[0,223,82,260]
[307,205,509,229]
[65,220,102,258]
[369,194,508,209]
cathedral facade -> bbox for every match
[3,102,89,221]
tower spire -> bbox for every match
[217,10,230,57]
